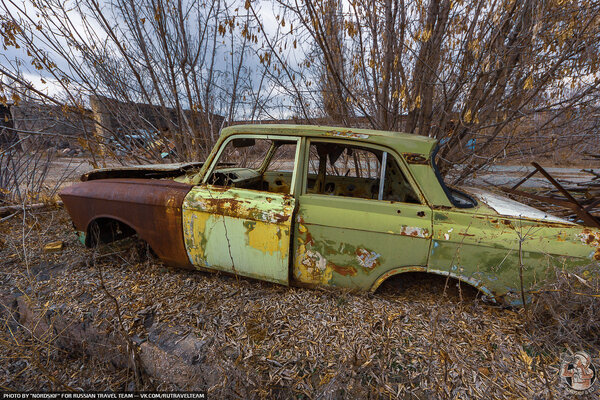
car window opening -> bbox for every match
[207,138,297,194]
[306,141,420,203]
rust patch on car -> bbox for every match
[355,248,381,270]
[324,130,369,139]
[197,197,243,215]
[187,188,290,224]
[402,153,429,165]
[587,234,596,245]
[331,263,357,277]
[305,230,315,246]
[273,213,290,223]
[206,185,229,193]
[81,162,204,181]
[578,229,600,246]
[300,250,330,281]
[399,225,430,238]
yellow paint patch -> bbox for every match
[247,221,287,257]
[322,267,333,285]
[165,195,179,214]
[43,241,64,253]
[294,246,333,285]
[182,210,210,262]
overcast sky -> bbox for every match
[0,0,290,109]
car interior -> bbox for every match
[205,137,420,203]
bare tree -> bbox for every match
[1,0,600,181]
[0,0,267,164]
[253,0,600,179]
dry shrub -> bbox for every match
[528,264,600,353]
[0,139,83,206]
[0,144,51,205]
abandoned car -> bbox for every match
[60,125,600,305]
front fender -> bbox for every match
[60,178,193,267]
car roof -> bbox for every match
[220,124,438,156]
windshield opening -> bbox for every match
[431,146,477,208]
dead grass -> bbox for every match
[0,208,598,398]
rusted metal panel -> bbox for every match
[503,162,600,228]
[402,153,429,165]
[81,162,205,181]
[182,185,294,285]
[60,178,193,268]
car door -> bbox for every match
[292,139,432,290]
[182,135,300,285]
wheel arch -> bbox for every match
[370,266,499,302]
[85,215,139,247]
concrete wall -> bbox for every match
[89,95,224,147]
[9,101,95,151]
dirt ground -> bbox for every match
[1,207,597,398]
[44,155,121,190]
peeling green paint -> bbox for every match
[166,125,600,306]
[428,203,596,302]
[292,194,432,289]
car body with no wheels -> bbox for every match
[60,125,600,305]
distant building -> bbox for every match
[0,103,16,147]
[1,100,95,151]
[89,95,224,150]
[1,96,225,154]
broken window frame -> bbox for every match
[378,152,388,201]
[300,138,425,204]
[201,134,302,195]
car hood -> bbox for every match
[81,162,205,181]
[462,187,574,225]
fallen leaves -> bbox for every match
[0,208,595,398]
[43,241,64,253]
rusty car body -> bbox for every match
[60,125,600,305]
